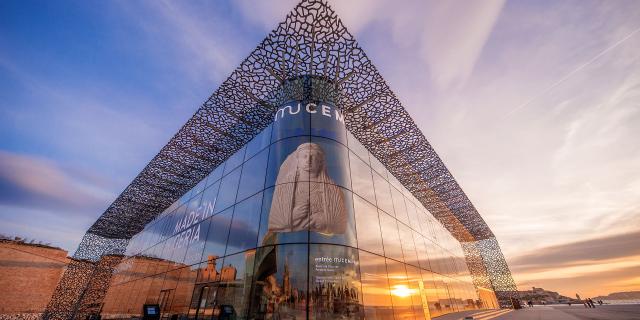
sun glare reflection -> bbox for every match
[391,285,416,297]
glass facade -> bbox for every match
[101,98,493,319]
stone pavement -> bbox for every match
[434,304,640,320]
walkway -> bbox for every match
[434,304,640,320]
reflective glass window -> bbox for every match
[169,230,190,266]
[201,207,233,263]
[215,250,257,319]
[372,172,394,216]
[226,192,263,255]
[200,181,220,217]
[224,145,246,176]
[160,268,181,314]
[359,251,394,320]
[236,148,269,202]
[398,223,419,268]
[391,187,409,225]
[385,258,414,319]
[171,266,198,317]
[349,151,376,204]
[183,218,211,266]
[347,132,369,164]
[190,178,208,201]
[249,244,308,319]
[197,255,223,283]
[406,265,428,320]
[258,186,308,245]
[433,273,453,314]
[272,101,311,142]
[310,102,347,144]
[265,136,311,188]
[379,212,403,262]
[308,244,362,319]
[177,192,206,235]
[245,124,272,160]
[159,237,177,267]
[310,136,351,189]
[387,173,403,192]
[309,185,357,247]
[353,195,384,256]
[206,164,224,187]
[421,270,440,317]
[413,232,432,272]
[369,155,387,179]
[214,167,241,213]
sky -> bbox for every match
[1,0,639,298]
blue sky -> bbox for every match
[1,0,640,296]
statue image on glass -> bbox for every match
[268,142,347,235]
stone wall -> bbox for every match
[0,240,69,317]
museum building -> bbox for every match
[44,1,516,320]
[98,78,497,319]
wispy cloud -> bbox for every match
[510,230,640,272]
[0,150,113,213]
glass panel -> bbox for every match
[372,172,394,216]
[215,167,241,213]
[353,195,384,256]
[349,151,376,204]
[215,250,257,319]
[309,184,357,247]
[379,212,403,262]
[249,244,308,319]
[206,164,224,187]
[421,270,441,317]
[245,124,272,160]
[199,255,223,283]
[175,191,207,237]
[257,186,309,246]
[226,192,263,255]
[191,178,208,200]
[359,251,394,320]
[236,148,269,202]
[412,233,432,272]
[391,187,409,225]
[201,207,233,264]
[265,136,311,188]
[200,180,221,217]
[346,131,369,164]
[369,155,387,179]
[224,145,247,176]
[308,244,363,320]
[272,101,311,142]
[433,273,453,314]
[168,266,197,318]
[258,184,309,246]
[310,101,347,143]
[310,136,351,189]
[385,258,414,320]
[161,269,181,316]
[398,223,419,268]
[183,218,212,266]
[405,265,428,320]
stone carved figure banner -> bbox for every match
[268,143,347,235]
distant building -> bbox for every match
[519,287,577,304]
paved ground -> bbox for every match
[434,304,640,320]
